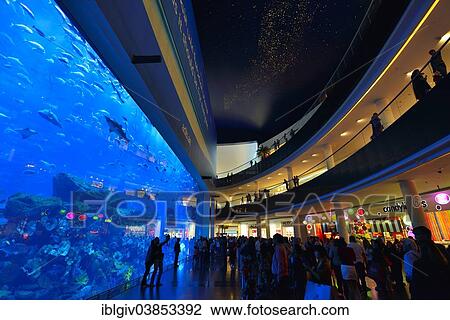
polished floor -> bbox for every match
[114,258,241,300]
[114,258,409,300]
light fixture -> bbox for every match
[277,172,282,176]
[312,153,318,157]
[435,192,450,205]
[246,184,251,187]
[440,32,450,43]
[356,118,365,124]
[340,131,350,137]
[267,177,272,180]
[302,160,308,163]
[238,187,242,190]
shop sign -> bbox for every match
[382,200,427,213]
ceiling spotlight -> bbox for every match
[356,118,365,124]
[312,153,318,157]
[440,32,450,43]
[340,131,350,137]
[277,173,282,176]
[267,177,272,180]
[302,160,308,163]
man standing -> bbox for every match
[142,234,170,288]
[174,237,181,267]
[348,236,368,294]
[272,234,289,299]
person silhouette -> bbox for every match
[141,234,170,287]
[174,237,181,267]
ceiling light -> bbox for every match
[312,153,318,157]
[440,32,450,43]
[267,177,272,180]
[246,184,250,187]
[340,131,350,137]
[238,187,242,190]
[356,118,365,124]
[277,173,282,176]
[302,160,308,163]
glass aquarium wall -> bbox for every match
[0,0,198,299]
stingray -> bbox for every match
[15,128,38,139]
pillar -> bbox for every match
[256,215,262,238]
[293,215,308,243]
[286,166,294,189]
[194,193,210,238]
[322,144,335,170]
[399,180,427,228]
[375,98,395,129]
[335,208,349,242]
[265,219,271,238]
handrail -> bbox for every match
[215,0,379,178]
[221,38,450,206]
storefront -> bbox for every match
[345,189,450,242]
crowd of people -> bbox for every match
[142,226,450,300]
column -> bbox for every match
[194,194,210,237]
[293,215,308,242]
[256,215,262,238]
[322,144,335,170]
[335,208,349,242]
[399,180,427,228]
[286,166,294,189]
[265,219,271,238]
[375,98,395,129]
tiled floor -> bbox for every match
[114,258,241,300]
[114,258,410,300]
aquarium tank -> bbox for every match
[0,0,199,299]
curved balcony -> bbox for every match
[219,71,450,217]
[214,0,426,188]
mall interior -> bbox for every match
[0,0,449,300]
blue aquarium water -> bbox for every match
[0,0,199,299]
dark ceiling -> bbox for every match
[192,0,372,144]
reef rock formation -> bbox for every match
[52,173,108,202]
[4,193,62,219]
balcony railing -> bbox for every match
[219,37,450,210]
[215,0,410,187]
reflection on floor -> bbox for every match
[114,258,410,300]
[114,259,241,300]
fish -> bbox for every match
[104,116,129,143]
[14,128,37,139]
[111,82,125,103]
[0,112,10,119]
[76,63,89,73]
[63,27,81,42]
[59,51,74,60]
[70,71,85,77]
[23,169,36,175]
[54,4,68,22]
[40,160,56,169]
[57,56,69,64]
[55,77,66,85]
[56,132,65,138]
[92,82,104,92]
[10,23,33,34]
[7,56,23,66]
[17,72,32,85]
[46,58,55,64]
[38,109,62,128]
[19,3,35,19]
[32,25,45,37]
[72,43,83,57]
[25,40,45,53]
[87,50,97,60]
